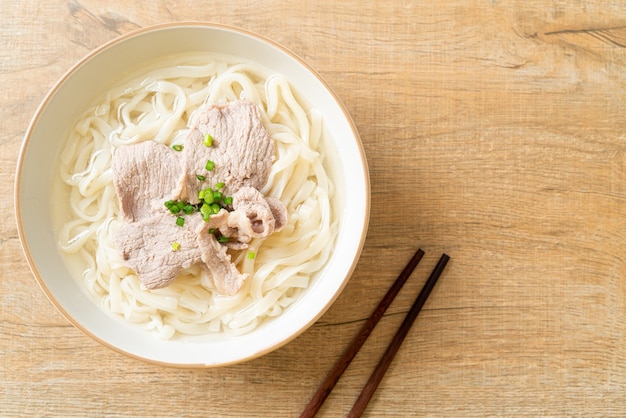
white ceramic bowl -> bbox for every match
[15,22,369,367]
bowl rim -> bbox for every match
[15,21,370,367]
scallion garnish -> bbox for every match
[200,203,212,218]
[163,181,232,224]
[205,160,215,171]
[203,133,213,147]
[172,144,183,152]
[171,241,181,251]
[247,251,256,259]
[196,174,206,181]
[201,188,214,204]
[217,236,229,243]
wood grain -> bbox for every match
[3,1,626,416]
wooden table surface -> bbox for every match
[3,1,626,416]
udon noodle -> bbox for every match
[55,53,336,340]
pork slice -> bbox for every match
[112,141,181,222]
[266,196,288,231]
[173,100,274,204]
[196,222,248,296]
[114,212,203,289]
[218,186,287,243]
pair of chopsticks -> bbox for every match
[300,248,450,417]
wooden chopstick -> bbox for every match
[347,253,450,417]
[299,248,425,418]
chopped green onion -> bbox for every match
[200,203,212,217]
[176,216,185,227]
[201,188,214,204]
[223,196,233,205]
[164,200,175,209]
[213,191,223,202]
[203,133,213,147]
[215,182,225,190]
[217,236,229,243]
[247,251,256,259]
[168,205,180,214]
[211,203,221,214]
[172,144,183,152]
[201,212,211,222]
[171,241,181,251]
[205,160,215,171]
[196,174,206,181]
[209,228,216,234]
[182,204,195,214]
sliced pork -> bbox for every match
[217,187,288,243]
[112,141,180,222]
[266,196,289,231]
[173,100,274,204]
[197,223,247,296]
[114,212,204,289]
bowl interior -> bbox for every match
[16,23,369,367]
